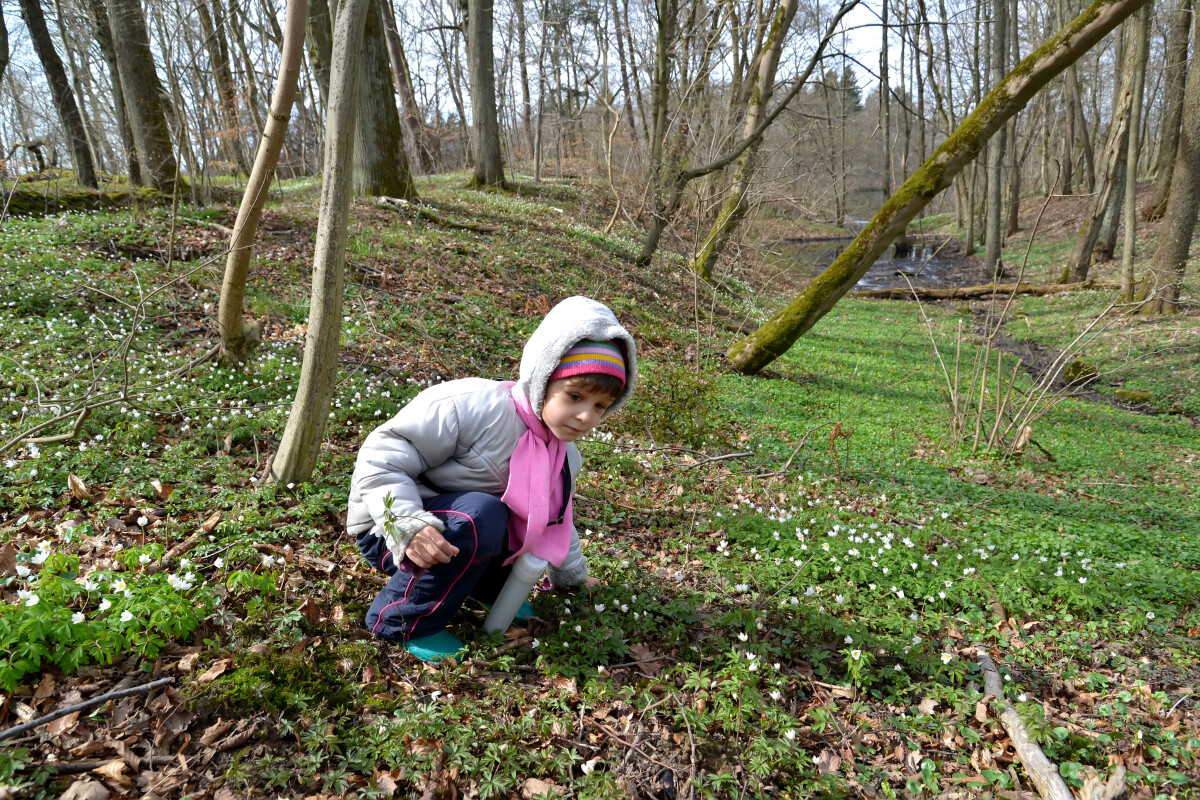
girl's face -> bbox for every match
[541,378,617,442]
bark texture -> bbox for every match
[1144,0,1193,220]
[462,0,505,186]
[19,0,97,187]
[1141,3,1200,315]
[727,0,1153,375]
[351,0,415,197]
[218,0,308,367]
[379,0,432,173]
[104,0,180,193]
[271,0,369,485]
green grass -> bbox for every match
[1,178,1197,799]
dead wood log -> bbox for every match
[975,648,1073,800]
[0,677,173,743]
[853,280,1120,300]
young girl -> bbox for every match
[346,296,637,661]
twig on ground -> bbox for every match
[0,677,174,743]
[975,648,1073,800]
[757,422,835,478]
[682,451,753,467]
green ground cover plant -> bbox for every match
[0,177,1196,798]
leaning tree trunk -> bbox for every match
[727,0,1152,375]
[271,0,368,485]
[1144,0,1193,220]
[1140,1,1200,315]
[105,0,181,194]
[379,0,433,174]
[217,0,307,367]
[689,0,799,282]
[462,0,505,186]
[351,0,416,197]
[1063,25,1138,283]
[19,0,97,187]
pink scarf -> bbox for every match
[500,382,573,567]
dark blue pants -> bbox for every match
[361,492,513,642]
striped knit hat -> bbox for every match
[549,340,626,385]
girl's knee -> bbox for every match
[439,492,509,557]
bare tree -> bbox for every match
[727,0,1152,376]
[272,0,369,485]
[462,0,505,186]
[984,0,1008,277]
[1144,0,1193,220]
[218,0,307,367]
[105,0,182,193]
[352,0,416,197]
[19,0,98,187]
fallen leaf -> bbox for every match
[299,597,321,625]
[150,479,174,501]
[816,749,841,775]
[177,652,201,672]
[918,696,939,715]
[33,674,56,701]
[520,778,564,798]
[975,700,991,723]
[212,787,238,800]
[59,779,110,800]
[406,737,440,755]
[627,643,664,676]
[69,473,92,501]
[47,710,81,736]
[92,759,131,786]
[905,749,922,773]
[550,676,577,695]
[373,768,401,796]
[248,643,272,655]
[197,658,234,684]
[199,718,234,747]
[0,543,16,576]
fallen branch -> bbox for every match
[0,677,174,743]
[853,280,1120,300]
[376,196,498,233]
[974,648,1073,800]
[682,450,753,468]
[22,756,177,775]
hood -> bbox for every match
[516,296,637,421]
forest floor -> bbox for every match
[0,171,1197,800]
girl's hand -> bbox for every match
[405,525,459,568]
[584,576,603,587]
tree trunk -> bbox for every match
[19,0,98,187]
[1004,0,1021,236]
[84,0,139,182]
[1064,18,1138,281]
[226,0,267,143]
[1120,6,1149,299]
[105,0,180,193]
[0,7,8,85]
[514,0,532,154]
[271,0,368,485]
[690,0,799,281]
[462,0,505,186]
[379,0,433,174]
[984,0,1008,277]
[196,0,251,174]
[352,0,415,197]
[218,0,306,367]
[881,0,891,200]
[306,0,332,108]
[726,0,1152,376]
[1140,1,1200,314]
[1144,0,1193,220]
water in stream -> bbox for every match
[785,223,987,292]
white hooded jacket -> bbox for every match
[346,297,637,587]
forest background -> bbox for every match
[0,0,1198,795]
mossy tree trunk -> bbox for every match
[727,0,1152,376]
[217,0,307,368]
[1119,6,1148,299]
[689,0,799,282]
[1140,0,1200,315]
[983,0,1008,278]
[271,0,368,485]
